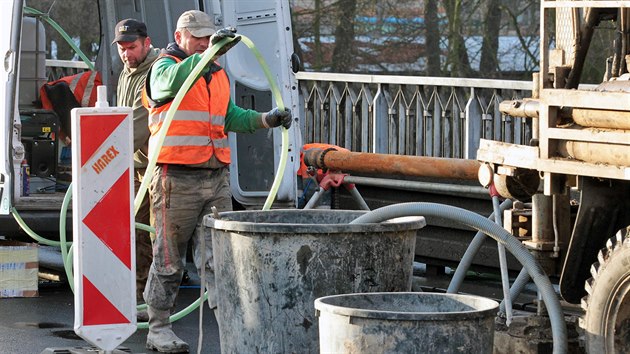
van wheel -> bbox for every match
[580,227,630,354]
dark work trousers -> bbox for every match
[135,167,153,302]
[144,164,232,311]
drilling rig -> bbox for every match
[477,1,630,352]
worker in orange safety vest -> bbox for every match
[39,70,102,143]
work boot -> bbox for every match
[146,307,189,353]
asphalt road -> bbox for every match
[0,248,558,354]
[0,282,220,354]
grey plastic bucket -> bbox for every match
[314,292,499,354]
[204,209,425,354]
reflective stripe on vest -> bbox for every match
[40,70,102,110]
[159,135,229,148]
[70,71,99,107]
[149,110,225,127]
[145,54,231,165]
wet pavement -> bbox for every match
[0,280,221,354]
[0,248,565,354]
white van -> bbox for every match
[0,0,301,237]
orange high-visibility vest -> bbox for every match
[40,71,101,109]
[143,54,231,165]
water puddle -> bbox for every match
[51,329,82,340]
[12,322,82,340]
[12,322,66,329]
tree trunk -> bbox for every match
[443,0,472,77]
[479,0,502,77]
[331,0,358,72]
[313,0,323,70]
[424,0,441,76]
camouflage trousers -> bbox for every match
[143,164,232,311]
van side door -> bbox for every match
[217,0,301,208]
[0,0,23,215]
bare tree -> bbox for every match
[331,0,358,72]
[291,0,339,71]
[425,0,441,76]
[313,0,325,70]
[479,0,501,76]
[501,1,539,74]
[290,0,540,78]
[27,0,100,61]
[443,0,473,77]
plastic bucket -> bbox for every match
[204,209,425,354]
[315,292,499,354]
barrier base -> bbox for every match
[41,346,132,354]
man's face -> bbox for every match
[116,37,151,68]
[175,29,210,56]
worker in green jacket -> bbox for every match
[141,10,292,353]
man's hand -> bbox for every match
[261,108,292,129]
[211,27,240,57]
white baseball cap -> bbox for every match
[176,10,215,37]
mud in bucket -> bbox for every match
[203,209,425,354]
[314,292,499,354]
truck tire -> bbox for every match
[581,227,630,354]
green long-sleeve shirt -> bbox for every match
[147,53,261,133]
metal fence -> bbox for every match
[45,59,91,81]
[44,61,533,160]
[296,72,533,159]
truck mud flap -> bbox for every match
[560,177,630,303]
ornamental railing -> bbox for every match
[296,72,533,159]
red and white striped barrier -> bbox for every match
[71,86,136,351]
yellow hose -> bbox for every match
[131,35,292,328]
[133,38,227,214]
[23,6,96,71]
[238,36,290,210]
[11,33,291,329]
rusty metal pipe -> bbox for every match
[303,149,480,180]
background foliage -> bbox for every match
[26,0,615,83]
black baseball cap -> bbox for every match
[112,19,148,44]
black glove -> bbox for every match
[211,27,240,57]
[262,107,292,129]
[211,27,237,44]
